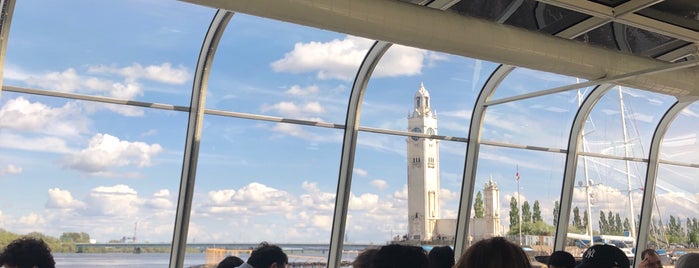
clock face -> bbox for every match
[427,127,435,136]
[410,127,422,141]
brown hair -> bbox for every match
[353,248,379,268]
[455,237,531,268]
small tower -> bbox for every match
[483,177,501,237]
[406,83,440,241]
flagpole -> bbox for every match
[517,165,522,245]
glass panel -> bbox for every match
[471,145,565,264]
[565,156,646,257]
[583,87,675,158]
[654,164,699,249]
[347,132,465,245]
[0,92,186,252]
[206,14,362,124]
[191,116,341,245]
[5,0,212,106]
[661,102,699,165]
[482,91,582,150]
[362,48,496,138]
[493,67,588,100]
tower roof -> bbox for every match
[415,82,430,98]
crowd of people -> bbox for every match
[3,235,699,268]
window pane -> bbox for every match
[206,14,361,124]
[493,67,588,100]
[583,87,674,158]
[192,116,341,243]
[482,91,581,149]
[0,92,186,246]
[5,0,211,105]
[348,132,465,245]
[471,145,565,253]
[362,48,497,138]
[661,102,699,165]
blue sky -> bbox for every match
[0,0,698,246]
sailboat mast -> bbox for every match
[618,87,637,239]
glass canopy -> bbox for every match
[0,0,698,268]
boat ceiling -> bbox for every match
[182,0,699,98]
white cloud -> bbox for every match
[271,35,437,81]
[0,97,89,136]
[85,185,140,216]
[260,101,325,118]
[354,168,368,177]
[14,63,188,108]
[46,188,86,209]
[18,213,46,226]
[87,63,189,84]
[0,133,71,153]
[62,133,163,174]
[285,85,319,96]
[0,164,22,176]
[371,179,388,191]
[146,190,174,210]
[26,68,83,92]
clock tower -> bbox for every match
[406,83,440,241]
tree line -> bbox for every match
[474,193,699,247]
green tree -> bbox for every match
[614,213,623,235]
[522,201,532,223]
[509,196,520,235]
[582,210,589,231]
[532,200,542,223]
[599,211,609,234]
[60,232,90,243]
[474,191,484,218]
[553,201,559,226]
[573,207,582,229]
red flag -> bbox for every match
[515,165,520,182]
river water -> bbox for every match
[53,253,207,268]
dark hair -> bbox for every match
[217,255,244,268]
[547,250,575,268]
[455,237,531,268]
[0,237,56,268]
[353,248,379,268]
[641,248,657,260]
[247,242,287,268]
[371,244,428,268]
[428,246,454,268]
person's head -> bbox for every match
[371,244,428,268]
[640,248,661,268]
[454,237,532,268]
[575,244,629,268]
[547,250,575,268]
[217,255,244,268]
[428,246,454,268]
[247,242,287,268]
[675,252,699,268]
[352,248,378,268]
[0,237,56,268]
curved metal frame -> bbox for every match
[327,41,392,268]
[455,64,516,255]
[554,84,615,250]
[634,99,697,267]
[0,0,16,94]
[169,10,233,268]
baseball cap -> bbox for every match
[548,250,576,268]
[575,245,630,268]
